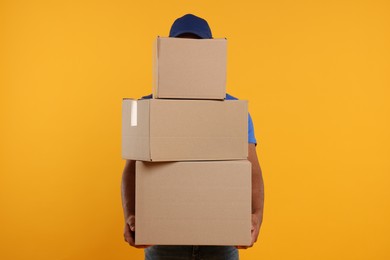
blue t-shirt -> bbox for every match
[141,93,257,145]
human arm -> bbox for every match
[237,143,264,249]
[121,160,149,248]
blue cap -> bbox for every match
[169,14,212,39]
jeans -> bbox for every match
[145,245,239,260]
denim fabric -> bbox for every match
[145,245,239,260]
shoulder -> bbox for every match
[140,94,153,100]
[225,93,239,100]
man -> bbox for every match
[122,14,264,260]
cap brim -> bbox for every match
[170,29,211,39]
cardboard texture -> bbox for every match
[122,98,248,161]
[153,37,227,100]
[135,160,252,246]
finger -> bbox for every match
[135,244,152,249]
[124,223,138,247]
[251,231,257,245]
[254,231,259,243]
[250,216,261,245]
[130,223,135,232]
[127,215,136,232]
[251,218,257,232]
[124,223,132,242]
[127,233,136,247]
[124,233,134,245]
[126,215,135,232]
[250,227,260,246]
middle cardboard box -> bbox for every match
[122,98,248,161]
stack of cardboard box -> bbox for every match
[122,37,251,246]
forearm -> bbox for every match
[252,166,264,221]
[121,160,136,220]
[248,144,264,222]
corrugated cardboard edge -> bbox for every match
[122,98,152,161]
[147,100,152,161]
[122,98,134,160]
[152,37,159,99]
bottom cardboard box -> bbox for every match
[135,160,252,246]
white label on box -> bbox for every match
[131,100,137,126]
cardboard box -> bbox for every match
[135,160,252,246]
[122,99,248,161]
[153,37,227,100]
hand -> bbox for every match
[236,213,262,249]
[123,215,151,249]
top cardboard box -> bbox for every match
[153,37,227,100]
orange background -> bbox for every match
[1,0,389,259]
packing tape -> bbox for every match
[131,100,137,126]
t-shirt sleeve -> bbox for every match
[248,113,257,145]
